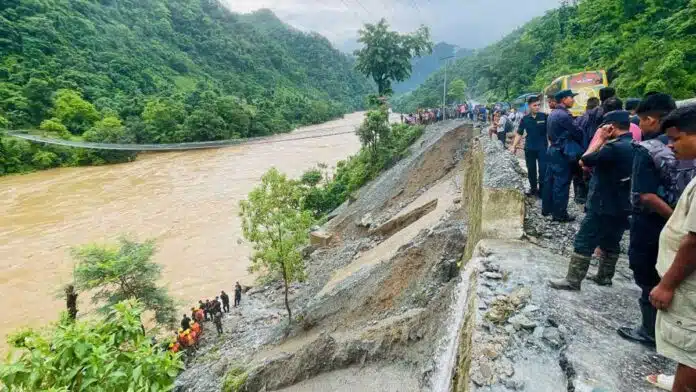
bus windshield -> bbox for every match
[568,71,605,89]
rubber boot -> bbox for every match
[587,252,619,286]
[548,253,592,291]
[617,301,657,347]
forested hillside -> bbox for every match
[392,42,472,94]
[0,0,372,174]
[394,0,696,112]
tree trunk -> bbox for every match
[283,274,292,321]
[65,284,78,321]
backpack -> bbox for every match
[503,116,514,134]
[633,139,696,208]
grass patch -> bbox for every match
[222,365,249,392]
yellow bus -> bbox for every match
[541,70,609,117]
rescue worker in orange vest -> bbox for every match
[184,329,195,347]
[177,328,188,348]
[191,321,201,338]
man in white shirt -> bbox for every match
[650,105,696,391]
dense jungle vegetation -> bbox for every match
[394,0,696,111]
[0,0,372,175]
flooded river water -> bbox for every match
[0,112,379,346]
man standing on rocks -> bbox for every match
[618,93,696,347]
[549,111,636,290]
[648,105,696,391]
[542,90,584,222]
[511,95,548,197]
[220,290,230,313]
[234,282,242,307]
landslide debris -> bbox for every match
[175,119,475,392]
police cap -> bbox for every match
[600,110,630,126]
[554,89,578,102]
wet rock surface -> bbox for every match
[469,240,674,392]
[464,139,671,392]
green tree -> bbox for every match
[354,19,433,96]
[0,300,183,392]
[239,168,314,321]
[31,150,59,169]
[52,89,100,134]
[40,118,70,139]
[356,105,391,156]
[141,98,185,143]
[23,77,54,123]
[71,237,177,327]
[83,116,129,143]
[448,79,467,103]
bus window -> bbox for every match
[546,77,563,96]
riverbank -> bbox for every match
[0,112,387,352]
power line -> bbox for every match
[351,0,372,19]
[405,0,429,29]
[338,0,368,25]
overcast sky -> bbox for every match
[222,0,562,52]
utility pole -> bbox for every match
[440,55,455,119]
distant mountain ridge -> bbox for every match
[393,42,473,94]
[395,0,696,112]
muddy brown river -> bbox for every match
[0,112,382,347]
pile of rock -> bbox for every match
[470,257,569,390]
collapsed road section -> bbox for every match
[175,122,670,392]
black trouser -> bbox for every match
[234,294,241,307]
[203,309,210,321]
[629,214,664,337]
[524,148,547,194]
[222,301,230,313]
[497,131,506,146]
[574,211,628,257]
[215,320,223,334]
[572,163,588,203]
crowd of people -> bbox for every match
[508,87,696,391]
[168,282,243,354]
[402,103,477,125]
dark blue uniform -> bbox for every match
[517,112,548,194]
[542,104,583,219]
[627,131,670,339]
[573,132,635,257]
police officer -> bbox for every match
[617,93,679,347]
[549,111,636,290]
[542,90,584,222]
[510,95,548,197]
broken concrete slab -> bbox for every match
[309,231,333,248]
[463,239,674,392]
[369,198,439,239]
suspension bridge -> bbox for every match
[5,125,358,152]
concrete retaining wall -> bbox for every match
[454,134,527,392]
